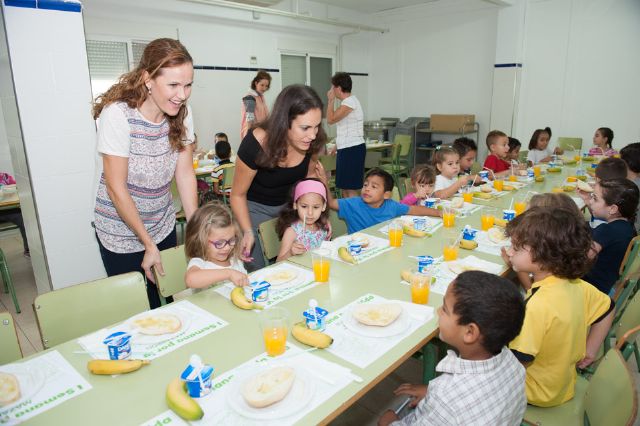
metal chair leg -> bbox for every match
[0,249,20,313]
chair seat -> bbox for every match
[523,376,587,426]
[0,221,19,232]
[379,164,409,174]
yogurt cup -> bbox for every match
[303,306,329,331]
[245,281,270,304]
[180,364,214,398]
[348,241,362,256]
[413,217,427,231]
[416,255,434,274]
[462,226,478,241]
[503,209,516,221]
[103,331,132,360]
[424,198,438,208]
[479,170,489,181]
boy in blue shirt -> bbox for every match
[327,168,441,233]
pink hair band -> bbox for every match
[294,180,327,203]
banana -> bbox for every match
[502,185,515,191]
[562,185,576,192]
[87,359,150,375]
[494,218,508,228]
[230,287,262,310]
[473,192,492,199]
[400,269,412,282]
[338,247,357,264]
[535,176,545,182]
[402,225,427,238]
[547,167,561,173]
[291,321,333,348]
[459,240,478,250]
[166,378,204,421]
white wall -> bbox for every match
[515,0,640,150]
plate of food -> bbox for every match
[487,227,508,245]
[0,365,46,411]
[344,303,410,338]
[127,311,190,345]
[226,365,315,420]
[262,268,300,287]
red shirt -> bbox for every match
[483,154,510,173]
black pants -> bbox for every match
[97,229,176,309]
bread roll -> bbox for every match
[351,233,370,248]
[480,185,493,193]
[451,197,464,209]
[488,227,507,244]
[353,303,402,327]
[242,367,296,408]
[132,313,182,335]
[576,180,593,193]
[0,372,21,407]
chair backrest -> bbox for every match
[619,236,640,280]
[403,177,414,197]
[557,137,583,152]
[34,272,149,348]
[614,293,640,346]
[518,150,528,163]
[364,151,382,169]
[0,311,22,364]
[329,210,348,239]
[257,217,280,265]
[584,348,637,426]
[154,245,188,299]
[222,166,235,191]
[470,161,483,174]
[395,134,412,158]
[391,186,400,201]
[318,155,337,173]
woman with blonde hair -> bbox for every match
[92,38,197,308]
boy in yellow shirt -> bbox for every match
[505,207,614,407]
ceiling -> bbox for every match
[307,0,440,14]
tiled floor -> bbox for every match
[1,230,639,425]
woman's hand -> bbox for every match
[240,230,255,262]
[143,243,162,283]
[229,270,249,287]
[394,383,428,408]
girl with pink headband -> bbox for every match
[275,178,331,261]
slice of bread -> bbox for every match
[451,197,464,209]
[488,227,507,244]
[480,184,493,193]
[576,180,593,193]
[132,313,182,335]
[0,372,21,407]
[351,233,370,248]
[242,366,296,408]
[353,303,402,327]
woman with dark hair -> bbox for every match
[326,72,365,198]
[241,70,271,140]
[92,38,197,308]
[231,84,327,271]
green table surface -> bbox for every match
[18,165,585,425]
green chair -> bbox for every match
[0,311,22,364]
[33,272,149,349]
[329,210,348,239]
[171,179,187,244]
[611,236,640,318]
[318,155,337,196]
[380,136,412,198]
[154,244,188,304]
[518,150,528,163]
[257,217,280,266]
[523,348,637,426]
[0,247,19,313]
[611,293,640,370]
[557,137,583,153]
[470,161,483,175]
[221,166,235,205]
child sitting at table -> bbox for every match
[210,139,235,197]
[401,165,436,206]
[620,142,640,232]
[507,137,521,162]
[582,178,638,295]
[506,207,614,407]
[276,178,331,261]
[326,168,441,234]
[594,157,627,181]
[378,271,527,426]
[184,202,248,289]
[432,147,476,199]
[526,127,562,165]
[589,127,618,157]
[482,130,511,177]
[452,137,477,175]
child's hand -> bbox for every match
[394,383,427,408]
[229,270,249,287]
[290,241,306,256]
[415,186,429,199]
[577,352,596,369]
[500,247,512,266]
[378,410,399,426]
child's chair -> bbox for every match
[257,218,280,266]
[0,245,20,313]
[221,166,235,205]
[611,293,640,370]
[153,244,188,304]
[328,210,348,239]
[318,155,337,197]
[0,311,22,364]
[557,137,583,153]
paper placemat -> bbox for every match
[438,200,483,216]
[379,216,443,236]
[0,351,91,425]
[474,230,510,257]
[77,300,228,360]
[322,294,433,368]
[323,234,393,264]
[141,345,355,426]
[214,262,316,308]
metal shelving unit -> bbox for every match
[413,122,480,166]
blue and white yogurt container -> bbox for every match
[181,362,214,398]
[103,331,132,360]
[462,226,478,241]
[503,209,516,221]
[479,170,489,181]
[303,306,329,332]
[245,281,270,305]
[416,255,434,274]
[348,241,362,256]
[413,217,427,231]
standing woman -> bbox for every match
[231,85,326,271]
[92,38,198,308]
[326,72,365,198]
[240,70,271,140]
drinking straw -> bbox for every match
[508,197,514,211]
[482,166,496,180]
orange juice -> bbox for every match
[411,282,430,304]
[493,179,504,192]
[509,175,517,182]
[481,214,494,231]
[443,212,455,228]
[533,165,541,177]
[514,201,527,216]
[312,259,330,282]
[574,154,581,162]
[192,159,199,169]
[567,176,577,182]
[443,244,458,261]
[263,327,287,356]
[389,228,403,247]
[462,192,473,203]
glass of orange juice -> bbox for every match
[389,221,403,247]
[462,186,473,204]
[192,158,199,169]
[311,248,331,282]
[410,269,431,305]
[514,197,527,216]
[533,165,541,177]
[509,173,517,182]
[480,207,496,231]
[442,230,459,262]
[259,307,288,357]
[493,179,504,192]
[442,206,455,228]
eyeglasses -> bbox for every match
[209,237,237,249]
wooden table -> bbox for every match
[0,192,19,211]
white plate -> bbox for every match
[126,310,192,346]
[0,364,46,412]
[226,365,315,420]
[261,268,300,287]
[344,305,410,338]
